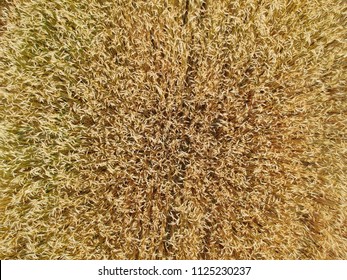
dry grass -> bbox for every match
[0,0,346,259]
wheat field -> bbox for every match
[0,0,346,259]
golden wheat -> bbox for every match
[0,0,346,259]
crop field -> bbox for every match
[0,0,346,259]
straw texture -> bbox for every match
[0,0,346,259]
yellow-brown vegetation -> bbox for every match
[0,0,346,259]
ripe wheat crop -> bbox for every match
[0,0,346,259]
